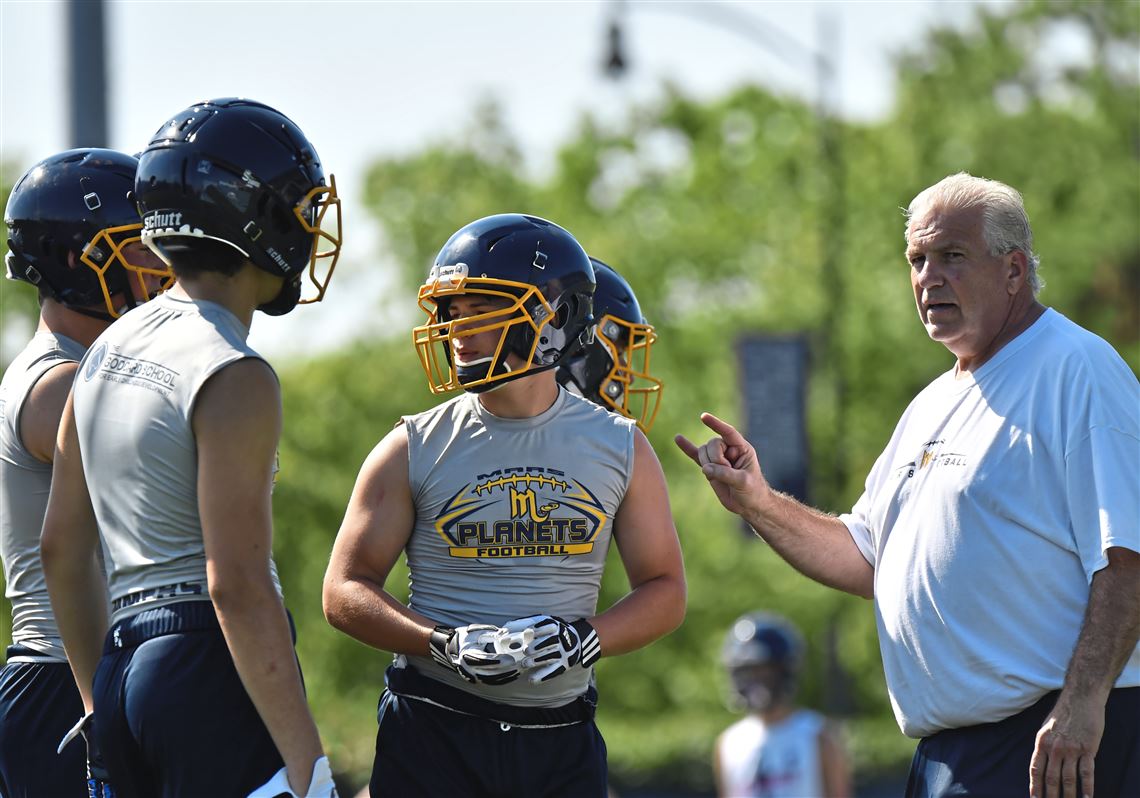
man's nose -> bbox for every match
[913,257,944,288]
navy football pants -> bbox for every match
[91,602,290,798]
[906,687,1140,797]
[371,664,609,797]
[0,650,86,798]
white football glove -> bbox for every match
[58,711,114,797]
[502,615,601,683]
[428,624,530,685]
[247,755,337,798]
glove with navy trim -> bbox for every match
[502,615,601,683]
[247,755,338,798]
[58,711,114,798]
[428,624,523,685]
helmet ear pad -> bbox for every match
[557,341,613,401]
[514,286,594,367]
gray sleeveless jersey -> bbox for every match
[71,293,282,624]
[402,387,636,707]
[0,332,87,659]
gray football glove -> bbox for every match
[502,615,601,683]
[428,624,526,685]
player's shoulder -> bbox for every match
[403,391,468,429]
[560,388,637,431]
[719,714,763,748]
[788,707,827,733]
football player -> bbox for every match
[714,612,852,798]
[0,147,170,798]
[323,214,686,797]
[41,99,341,798]
[556,257,663,433]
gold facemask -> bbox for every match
[81,223,174,318]
[294,175,342,305]
[413,267,557,394]
[595,313,663,433]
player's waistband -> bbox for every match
[110,579,208,612]
[5,644,67,664]
[103,601,218,652]
[386,662,597,729]
[103,601,296,653]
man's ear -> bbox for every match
[1006,249,1029,295]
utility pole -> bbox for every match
[67,0,108,147]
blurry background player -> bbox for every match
[0,148,170,798]
[715,612,852,798]
[323,214,685,798]
[556,257,663,433]
[40,99,341,798]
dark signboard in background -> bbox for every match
[735,335,811,506]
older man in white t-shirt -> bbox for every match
[678,173,1139,798]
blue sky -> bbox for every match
[1,1,1005,358]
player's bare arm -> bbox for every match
[819,723,854,798]
[1030,545,1140,798]
[323,423,437,656]
[676,412,873,599]
[194,358,323,796]
[590,428,686,656]
[40,392,108,712]
[19,362,79,464]
[712,731,728,798]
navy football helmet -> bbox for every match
[133,98,341,315]
[414,214,595,394]
[5,148,172,319]
[722,612,805,712]
[556,258,662,431]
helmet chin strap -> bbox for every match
[459,355,558,395]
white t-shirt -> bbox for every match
[716,709,825,798]
[841,309,1140,738]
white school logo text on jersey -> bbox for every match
[84,344,179,397]
[433,465,607,559]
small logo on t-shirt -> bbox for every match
[84,343,108,382]
[894,438,969,478]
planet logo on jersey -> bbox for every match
[434,465,608,559]
[84,342,108,382]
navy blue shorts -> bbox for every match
[370,664,609,797]
[91,602,294,798]
[0,647,87,798]
[906,687,1140,797]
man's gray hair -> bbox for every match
[905,172,1043,296]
